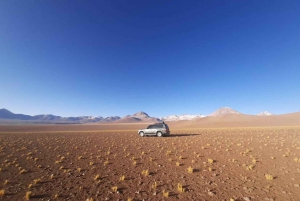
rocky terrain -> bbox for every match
[0,127,299,200]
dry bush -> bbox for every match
[265,174,274,180]
[187,166,194,173]
[112,186,118,192]
[119,175,125,181]
[151,181,157,190]
[19,169,27,174]
[94,174,100,181]
[142,169,149,176]
[34,179,41,185]
[163,190,169,197]
[177,183,185,193]
[25,191,32,200]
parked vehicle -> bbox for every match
[138,122,170,137]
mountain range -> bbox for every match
[257,111,273,116]
[210,107,241,116]
[0,107,281,124]
[113,111,160,123]
[160,114,205,121]
[0,108,120,124]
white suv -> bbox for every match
[138,122,170,137]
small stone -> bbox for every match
[294,184,299,188]
[243,197,251,201]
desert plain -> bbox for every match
[0,118,300,201]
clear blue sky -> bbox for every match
[1,0,300,117]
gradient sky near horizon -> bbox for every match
[1,0,300,117]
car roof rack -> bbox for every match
[154,121,165,124]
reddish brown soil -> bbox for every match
[0,123,151,133]
[0,127,299,201]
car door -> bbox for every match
[151,125,158,135]
[145,125,153,134]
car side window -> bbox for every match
[147,125,153,129]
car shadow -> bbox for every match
[166,134,200,137]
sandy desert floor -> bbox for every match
[0,127,300,201]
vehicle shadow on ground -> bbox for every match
[166,134,200,137]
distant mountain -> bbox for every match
[1,107,298,125]
[210,107,241,116]
[102,116,121,122]
[129,111,150,118]
[171,111,300,128]
[258,111,273,116]
[160,114,205,121]
[0,108,33,120]
[0,108,120,124]
[115,111,161,123]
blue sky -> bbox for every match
[1,0,300,117]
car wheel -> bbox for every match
[156,131,162,137]
[139,132,145,137]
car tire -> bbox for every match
[156,131,163,137]
[139,132,145,137]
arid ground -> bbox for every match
[0,125,299,201]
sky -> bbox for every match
[1,0,300,117]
